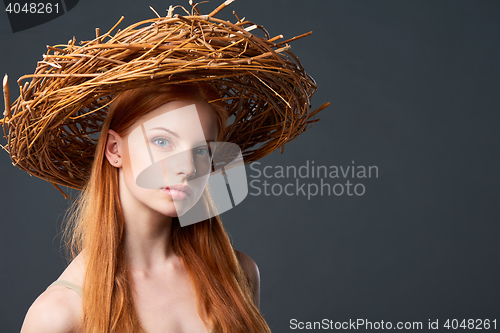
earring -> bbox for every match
[114,160,118,163]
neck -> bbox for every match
[124,209,174,274]
[118,172,177,275]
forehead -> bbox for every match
[129,99,218,139]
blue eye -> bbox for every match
[196,147,210,157]
[152,137,170,148]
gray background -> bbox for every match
[1,0,499,332]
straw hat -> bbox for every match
[1,1,329,195]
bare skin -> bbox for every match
[20,100,260,333]
[20,249,259,333]
[20,248,259,333]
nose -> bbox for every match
[169,149,197,179]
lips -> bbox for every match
[161,184,193,200]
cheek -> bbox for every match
[126,127,153,180]
[121,151,139,190]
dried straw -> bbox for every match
[1,1,329,193]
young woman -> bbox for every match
[20,83,268,333]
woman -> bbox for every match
[20,83,266,333]
[1,2,327,332]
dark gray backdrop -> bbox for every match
[1,0,499,332]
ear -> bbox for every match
[104,129,123,168]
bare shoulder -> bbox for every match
[21,252,85,333]
[20,286,82,333]
[234,249,261,308]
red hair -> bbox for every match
[64,82,271,332]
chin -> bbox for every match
[149,203,180,218]
[151,195,195,218]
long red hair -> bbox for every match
[64,82,271,332]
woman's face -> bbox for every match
[118,99,218,219]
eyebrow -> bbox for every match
[149,127,179,138]
[148,126,216,143]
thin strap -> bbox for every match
[47,280,82,297]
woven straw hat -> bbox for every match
[1,1,329,194]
